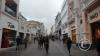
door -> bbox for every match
[91,21,100,44]
[71,29,76,44]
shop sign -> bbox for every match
[7,22,15,28]
[89,7,100,20]
[89,12,99,20]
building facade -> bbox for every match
[67,0,100,45]
[67,0,77,44]
[67,0,83,44]
[0,0,20,48]
[60,0,69,40]
[80,0,100,45]
[50,24,55,36]
[18,13,27,39]
[55,13,62,39]
[24,20,46,38]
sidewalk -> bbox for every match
[0,46,16,52]
[0,43,35,56]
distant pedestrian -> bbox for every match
[44,36,49,54]
[66,37,72,56]
[24,36,29,49]
[41,36,44,48]
[95,28,100,56]
[34,37,36,43]
[38,37,41,49]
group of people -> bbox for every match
[36,36,49,54]
[16,35,29,50]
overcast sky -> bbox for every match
[19,0,64,34]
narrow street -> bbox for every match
[0,40,97,56]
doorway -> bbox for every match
[90,21,100,44]
[71,29,76,44]
[1,28,17,48]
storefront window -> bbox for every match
[1,28,17,48]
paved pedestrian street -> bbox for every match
[0,40,98,56]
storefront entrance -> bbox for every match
[71,29,76,44]
[90,21,100,44]
[1,28,17,48]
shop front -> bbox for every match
[88,6,100,45]
[83,0,100,45]
[1,28,16,48]
[68,20,76,44]
[0,13,18,48]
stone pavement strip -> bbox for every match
[0,40,98,56]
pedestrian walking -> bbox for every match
[66,37,72,56]
[16,36,21,50]
[24,36,29,49]
[41,36,44,48]
[38,37,41,49]
[34,37,36,43]
[44,36,49,54]
[95,28,100,56]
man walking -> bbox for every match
[16,36,21,50]
[44,36,49,54]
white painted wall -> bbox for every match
[18,14,27,33]
[61,0,68,35]
[0,14,18,49]
[0,14,18,30]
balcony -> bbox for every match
[80,0,95,10]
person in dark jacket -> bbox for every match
[44,36,49,54]
[16,36,21,50]
[66,37,72,56]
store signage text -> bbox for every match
[89,10,100,20]
[7,22,15,28]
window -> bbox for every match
[5,0,17,17]
[80,19,83,24]
[21,26,24,30]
